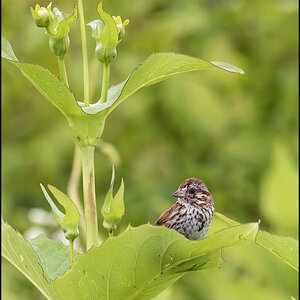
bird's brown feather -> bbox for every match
[154,203,185,227]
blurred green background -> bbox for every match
[2,0,298,299]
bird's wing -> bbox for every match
[153,202,186,228]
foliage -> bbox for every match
[2,215,259,299]
[2,0,298,299]
[213,212,298,272]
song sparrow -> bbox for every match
[154,177,214,240]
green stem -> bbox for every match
[58,57,69,87]
[78,0,90,106]
[67,143,86,245]
[100,63,110,103]
[69,239,74,265]
[81,146,99,250]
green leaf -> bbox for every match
[40,184,81,240]
[5,61,83,119]
[53,222,258,299]
[213,212,299,271]
[1,218,60,300]
[83,52,245,115]
[29,235,70,281]
[256,231,299,272]
[107,53,245,111]
[2,38,106,146]
[13,51,243,144]
[1,37,18,61]
[2,39,244,147]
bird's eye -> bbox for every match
[189,188,196,194]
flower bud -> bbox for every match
[30,3,77,59]
[40,184,81,242]
[112,16,129,41]
[49,35,70,59]
[88,2,129,65]
[30,4,50,28]
[101,167,125,234]
[95,43,117,65]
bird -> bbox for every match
[154,177,214,240]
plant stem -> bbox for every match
[67,143,86,244]
[81,146,99,250]
[58,57,69,87]
[78,0,90,107]
[100,63,110,103]
[69,239,74,265]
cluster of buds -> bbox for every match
[30,3,77,59]
[88,2,129,65]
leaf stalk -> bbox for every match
[77,0,90,106]
[100,63,110,103]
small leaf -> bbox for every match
[1,37,18,61]
[211,61,245,74]
[29,235,71,280]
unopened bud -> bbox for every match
[30,3,77,59]
[88,2,129,66]
[30,4,50,28]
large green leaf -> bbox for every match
[2,37,106,147]
[214,212,299,271]
[5,61,83,119]
[2,216,258,299]
[29,235,70,281]
[256,231,299,272]
[1,219,60,300]
[81,52,245,115]
[2,38,244,147]
[53,222,258,299]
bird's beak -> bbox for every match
[173,189,185,198]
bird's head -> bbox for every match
[173,177,214,207]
